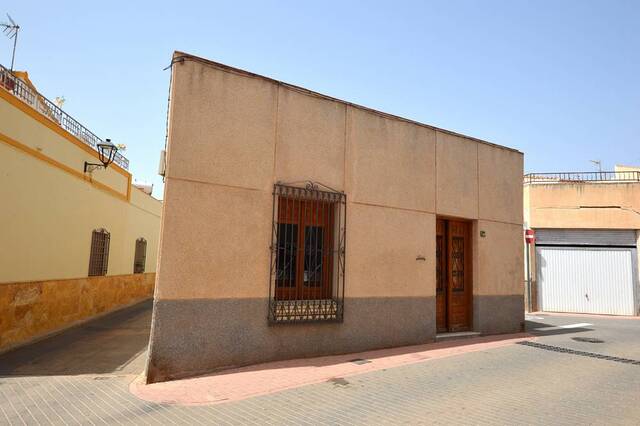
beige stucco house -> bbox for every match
[524,166,640,316]
[146,52,524,383]
[0,64,162,352]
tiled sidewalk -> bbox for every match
[4,341,640,425]
[2,302,640,425]
[132,333,533,405]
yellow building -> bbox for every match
[146,52,524,383]
[0,64,162,352]
[524,166,640,315]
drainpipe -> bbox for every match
[524,229,535,312]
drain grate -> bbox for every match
[517,341,640,366]
[572,337,604,343]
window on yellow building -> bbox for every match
[134,238,147,274]
[88,229,110,276]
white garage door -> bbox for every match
[537,246,637,315]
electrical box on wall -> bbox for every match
[158,150,166,177]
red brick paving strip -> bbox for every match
[131,333,534,406]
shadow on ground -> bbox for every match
[525,319,594,336]
[0,300,152,377]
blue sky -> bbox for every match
[4,1,639,198]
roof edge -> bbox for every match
[171,51,523,155]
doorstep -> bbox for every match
[435,331,481,342]
[130,332,533,406]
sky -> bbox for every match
[3,1,639,199]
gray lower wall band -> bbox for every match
[473,295,525,334]
[146,295,523,383]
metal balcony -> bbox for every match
[0,63,129,170]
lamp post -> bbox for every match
[84,139,118,173]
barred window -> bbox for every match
[88,229,110,276]
[269,182,346,323]
[133,238,147,274]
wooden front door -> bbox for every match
[436,220,448,332]
[436,219,472,332]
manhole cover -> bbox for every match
[572,337,604,343]
[349,358,371,365]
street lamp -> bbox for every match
[84,139,118,173]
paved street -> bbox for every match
[1,301,639,425]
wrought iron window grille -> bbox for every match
[88,229,110,276]
[268,181,346,324]
[133,237,147,274]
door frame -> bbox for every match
[436,216,474,332]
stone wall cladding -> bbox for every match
[0,273,155,352]
[146,297,436,383]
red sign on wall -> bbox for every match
[524,229,535,244]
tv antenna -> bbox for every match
[589,159,602,172]
[1,14,19,71]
